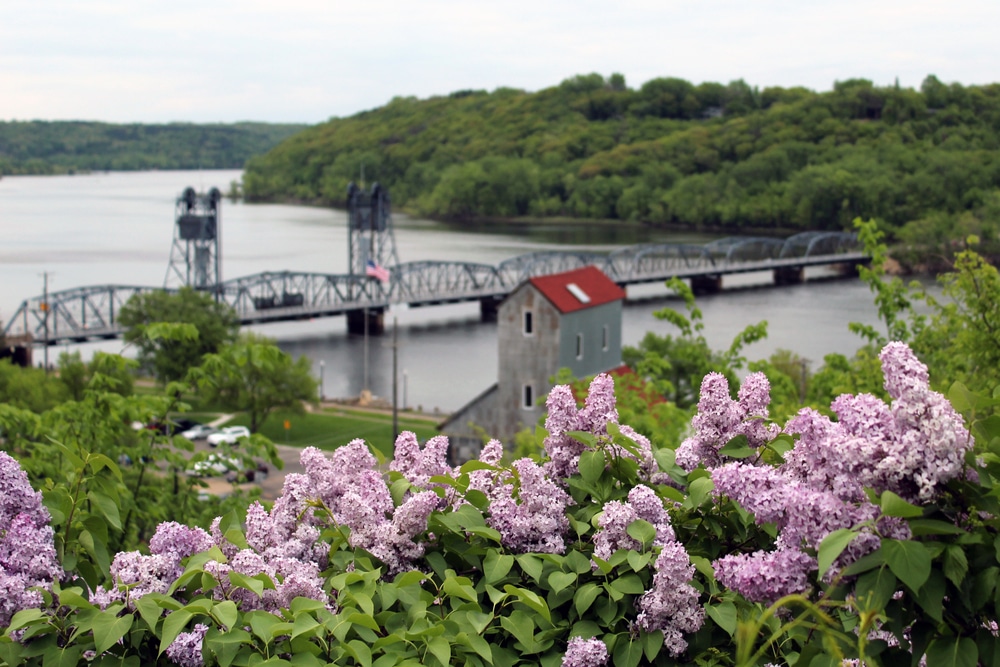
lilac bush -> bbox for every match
[0,451,61,627]
[700,342,968,602]
[0,343,985,667]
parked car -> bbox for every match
[207,426,251,447]
[179,424,218,441]
[135,418,200,436]
[226,463,270,484]
[185,453,239,477]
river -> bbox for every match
[0,170,882,413]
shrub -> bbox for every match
[1,342,997,667]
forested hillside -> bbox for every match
[0,121,308,174]
[243,74,1000,245]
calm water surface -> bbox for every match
[1,170,881,412]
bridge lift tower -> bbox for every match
[164,187,223,293]
[346,182,398,334]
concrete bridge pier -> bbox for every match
[773,266,804,286]
[691,274,722,295]
[346,308,385,335]
[479,296,503,322]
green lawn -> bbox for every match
[222,408,441,456]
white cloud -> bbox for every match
[1,0,997,123]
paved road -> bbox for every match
[192,415,307,502]
[192,406,440,502]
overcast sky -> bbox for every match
[3,0,997,125]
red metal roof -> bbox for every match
[528,266,626,314]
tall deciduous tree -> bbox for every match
[119,287,239,383]
[191,333,318,433]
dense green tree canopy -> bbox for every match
[0,121,307,175]
[119,287,240,383]
[244,73,1000,254]
[191,333,318,433]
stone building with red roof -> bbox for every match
[441,266,626,460]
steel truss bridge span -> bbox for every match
[4,232,864,345]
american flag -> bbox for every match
[365,259,391,282]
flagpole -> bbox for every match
[363,306,369,393]
[392,317,398,440]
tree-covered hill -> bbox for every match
[0,121,309,175]
[242,74,1000,244]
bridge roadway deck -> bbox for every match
[4,236,866,345]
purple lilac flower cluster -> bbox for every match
[675,371,779,471]
[713,547,815,604]
[487,458,572,553]
[165,622,208,667]
[0,452,62,627]
[464,439,504,502]
[592,485,675,561]
[543,374,658,481]
[391,432,451,489]
[705,343,962,603]
[784,343,972,503]
[635,540,706,657]
[289,442,442,575]
[561,636,609,667]
[91,522,215,609]
[200,550,326,613]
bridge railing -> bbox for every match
[4,232,864,343]
[3,284,164,343]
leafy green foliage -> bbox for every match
[119,287,240,383]
[190,333,318,433]
[58,351,134,401]
[244,74,1000,252]
[0,358,67,412]
[624,277,766,408]
[0,121,308,175]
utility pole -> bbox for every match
[41,272,50,373]
[799,358,809,403]
[363,307,369,393]
[392,317,398,440]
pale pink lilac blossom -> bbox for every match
[593,485,674,560]
[708,343,962,602]
[561,636,609,667]
[488,458,572,553]
[675,372,778,471]
[543,383,589,479]
[391,432,451,489]
[165,622,208,667]
[783,343,973,504]
[713,548,815,604]
[543,374,661,482]
[464,439,505,503]
[0,451,62,627]
[635,541,705,657]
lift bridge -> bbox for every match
[3,184,866,346]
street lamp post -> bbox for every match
[319,360,325,401]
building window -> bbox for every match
[602,325,609,351]
[523,310,533,336]
[522,383,534,409]
[576,333,584,359]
